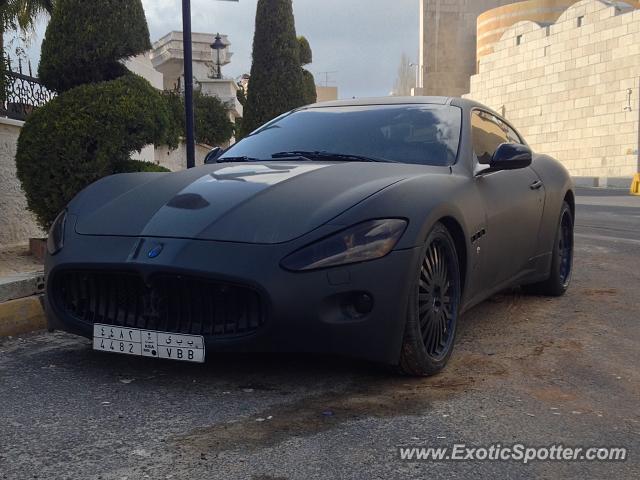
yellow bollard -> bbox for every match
[632,174,640,196]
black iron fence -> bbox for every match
[2,59,55,121]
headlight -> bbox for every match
[47,209,67,256]
[281,219,407,271]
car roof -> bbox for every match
[305,96,451,108]
[303,96,493,113]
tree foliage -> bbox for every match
[16,74,176,228]
[1,0,53,31]
[302,69,316,105]
[298,36,312,66]
[164,90,234,147]
[113,159,170,174]
[0,0,54,102]
[298,35,316,104]
[241,0,305,136]
[39,0,150,92]
[16,0,172,230]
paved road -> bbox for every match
[1,188,639,480]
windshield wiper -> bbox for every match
[271,150,393,163]
[216,156,263,163]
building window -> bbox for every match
[516,34,523,46]
[546,26,551,37]
[577,16,584,27]
[544,45,551,57]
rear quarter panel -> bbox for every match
[530,154,574,257]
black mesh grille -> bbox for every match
[51,270,264,337]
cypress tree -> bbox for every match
[241,0,305,136]
[39,0,151,92]
[298,36,316,105]
[298,36,312,65]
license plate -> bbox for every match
[93,324,205,363]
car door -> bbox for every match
[471,110,545,288]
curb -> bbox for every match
[0,295,47,337]
[0,271,45,303]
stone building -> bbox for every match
[419,0,640,98]
[149,31,243,121]
[466,0,640,185]
[129,31,244,171]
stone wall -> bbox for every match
[0,118,44,247]
[466,0,640,183]
[477,0,588,59]
[154,143,213,172]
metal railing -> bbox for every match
[2,59,55,121]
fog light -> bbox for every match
[342,292,374,319]
[353,293,374,315]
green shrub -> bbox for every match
[194,92,234,146]
[302,69,317,105]
[39,0,151,93]
[241,0,305,136]
[298,36,312,66]
[113,160,171,173]
[163,90,234,147]
[236,85,247,106]
[16,74,176,229]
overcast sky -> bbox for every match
[13,0,419,99]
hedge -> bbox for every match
[16,74,176,229]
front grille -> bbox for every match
[51,270,264,337]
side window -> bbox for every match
[471,111,520,164]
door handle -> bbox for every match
[529,180,543,190]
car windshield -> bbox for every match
[220,104,462,166]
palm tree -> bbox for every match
[1,0,53,36]
[1,0,54,99]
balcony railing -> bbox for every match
[2,59,55,121]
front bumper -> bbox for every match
[45,232,422,365]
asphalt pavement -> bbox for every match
[1,187,639,480]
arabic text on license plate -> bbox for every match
[93,324,205,363]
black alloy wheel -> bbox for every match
[558,207,574,287]
[399,223,461,376]
[523,200,574,297]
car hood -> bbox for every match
[74,162,410,244]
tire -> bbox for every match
[398,223,462,376]
[524,201,574,297]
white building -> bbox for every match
[149,31,242,120]
[126,31,243,170]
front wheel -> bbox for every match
[524,201,574,296]
[398,223,461,376]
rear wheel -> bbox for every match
[398,223,461,376]
[524,201,574,296]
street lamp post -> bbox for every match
[182,0,196,169]
[181,0,238,169]
[211,33,225,80]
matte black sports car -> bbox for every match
[45,97,574,376]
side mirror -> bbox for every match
[204,147,225,165]
[490,143,532,171]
